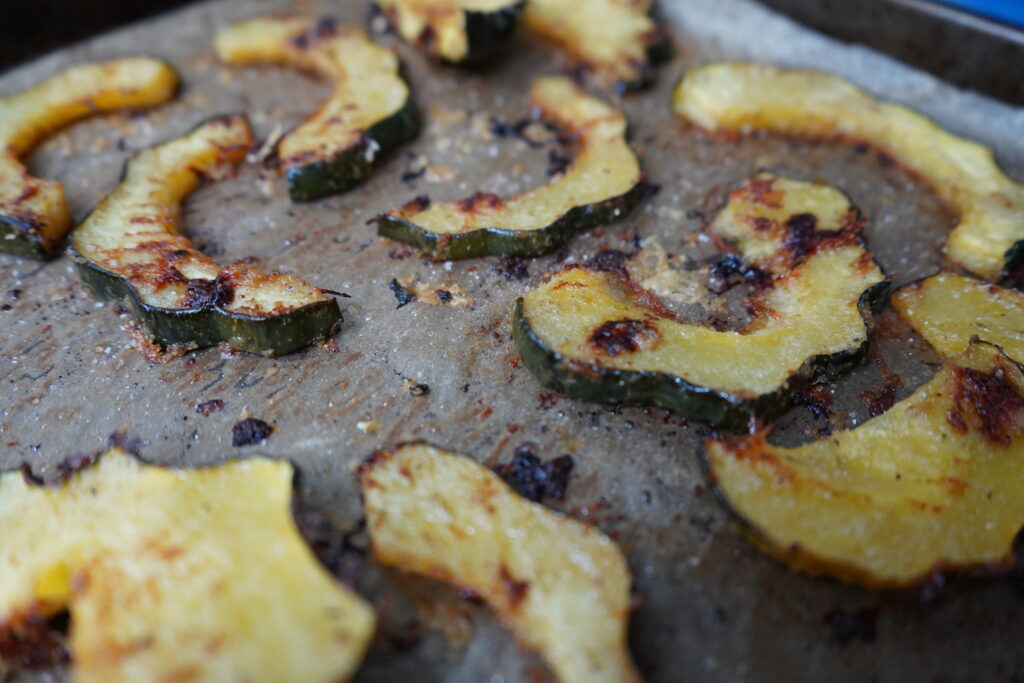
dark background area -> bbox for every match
[0,0,195,71]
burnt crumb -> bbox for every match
[792,385,833,432]
[52,452,100,486]
[546,149,572,177]
[290,16,337,48]
[591,319,659,356]
[389,279,416,309]
[106,431,143,455]
[181,276,235,310]
[496,256,529,281]
[823,606,878,647]
[231,418,274,447]
[400,167,426,182]
[195,399,225,416]
[636,181,661,201]
[489,116,549,148]
[537,392,560,410]
[6,289,21,301]
[292,501,366,588]
[436,289,452,303]
[388,244,417,260]
[409,383,430,397]
[494,443,574,502]
[707,253,773,295]
[860,375,902,417]
[0,611,71,669]
[1,304,11,312]
[589,249,631,275]
[947,361,1024,446]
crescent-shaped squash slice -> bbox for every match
[377,75,644,260]
[672,62,1024,280]
[360,443,640,683]
[704,340,1024,587]
[376,0,525,64]
[523,0,670,92]
[215,15,419,202]
[70,115,342,357]
[0,58,178,259]
[0,447,375,682]
[893,272,1024,363]
[514,174,887,430]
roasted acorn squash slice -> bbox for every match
[514,174,886,429]
[894,272,1024,363]
[376,0,525,64]
[0,447,375,682]
[215,15,419,201]
[0,58,178,259]
[377,75,643,260]
[704,340,1024,587]
[672,62,1024,280]
[523,0,670,92]
[70,115,342,357]
[360,443,640,683]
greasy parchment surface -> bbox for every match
[1,0,1023,681]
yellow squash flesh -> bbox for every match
[893,272,1024,363]
[705,341,1024,586]
[0,448,375,682]
[360,443,640,683]
[520,175,884,398]
[672,62,1024,280]
[0,58,178,257]
[215,15,410,180]
[389,76,639,236]
[377,0,519,62]
[71,115,329,316]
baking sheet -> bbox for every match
[1,0,1024,681]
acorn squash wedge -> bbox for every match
[672,62,1024,280]
[360,443,640,683]
[377,75,644,260]
[514,174,887,430]
[894,272,1024,363]
[376,0,525,64]
[215,15,418,201]
[704,340,1024,587]
[70,115,342,357]
[523,0,670,92]
[0,58,178,259]
[0,447,375,682]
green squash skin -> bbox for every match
[0,215,54,260]
[72,250,343,356]
[613,25,674,94]
[458,1,526,64]
[376,181,647,260]
[1000,239,1024,278]
[285,95,420,202]
[512,279,889,431]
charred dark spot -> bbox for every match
[638,181,661,200]
[435,289,452,303]
[400,195,431,214]
[409,383,430,397]
[546,149,571,177]
[291,16,337,48]
[231,418,274,447]
[590,318,659,356]
[752,216,774,232]
[106,431,143,455]
[746,176,783,208]
[707,253,745,294]
[494,443,574,502]
[780,212,819,264]
[400,167,425,183]
[793,385,833,432]
[181,276,235,310]
[823,606,877,647]
[7,289,21,301]
[499,566,530,608]
[860,375,902,417]
[389,279,415,309]
[496,256,529,281]
[457,192,505,213]
[52,451,99,486]
[0,611,71,669]
[195,399,225,416]
[489,116,548,148]
[947,361,1024,446]
[589,249,631,275]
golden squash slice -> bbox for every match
[378,75,644,259]
[514,174,887,430]
[523,0,670,91]
[893,271,1024,363]
[70,115,341,357]
[376,0,525,64]
[360,443,640,683]
[215,15,418,201]
[0,58,178,259]
[705,340,1024,587]
[672,62,1024,280]
[0,447,375,682]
